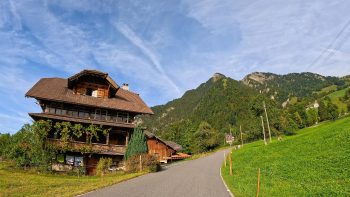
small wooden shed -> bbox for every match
[144,131,186,163]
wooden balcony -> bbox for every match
[47,139,126,155]
[29,113,135,128]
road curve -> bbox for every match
[82,149,232,197]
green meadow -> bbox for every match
[222,116,350,197]
[327,87,350,112]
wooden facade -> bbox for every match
[144,131,185,163]
[147,138,176,160]
[26,70,153,175]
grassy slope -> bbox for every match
[222,117,350,197]
[316,85,338,95]
[326,87,349,112]
[0,164,146,197]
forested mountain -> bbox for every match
[141,73,280,153]
[242,72,345,104]
[141,72,349,154]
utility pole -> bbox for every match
[263,101,272,143]
[229,127,232,147]
[260,116,267,145]
[240,125,243,147]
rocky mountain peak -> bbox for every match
[242,72,276,85]
[212,73,226,82]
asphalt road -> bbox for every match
[82,149,232,197]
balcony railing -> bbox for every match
[47,139,126,155]
[45,107,134,125]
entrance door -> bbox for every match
[86,156,99,175]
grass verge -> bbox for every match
[0,162,147,197]
[222,117,350,197]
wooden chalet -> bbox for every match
[25,70,153,175]
[144,131,190,163]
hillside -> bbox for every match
[325,87,350,112]
[242,72,345,104]
[141,72,349,153]
[222,116,350,196]
[141,73,270,153]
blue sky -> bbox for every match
[1,0,350,133]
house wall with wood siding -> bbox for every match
[147,138,175,159]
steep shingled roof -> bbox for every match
[25,73,153,114]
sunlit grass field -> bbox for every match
[222,117,350,197]
[0,163,146,197]
[326,87,349,112]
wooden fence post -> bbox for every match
[256,168,261,197]
[139,155,142,172]
[229,153,232,176]
[224,152,227,167]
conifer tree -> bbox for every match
[124,127,148,160]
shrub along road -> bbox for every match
[82,149,232,197]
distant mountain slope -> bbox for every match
[242,72,345,104]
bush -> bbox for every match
[125,153,160,173]
[7,121,56,171]
[96,157,112,176]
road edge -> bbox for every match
[220,168,234,197]
[220,149,234,197]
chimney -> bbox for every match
[122,83,129,91]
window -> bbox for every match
[65,155,84,167]
[66,155,74,165]
[84,112,90,119]
[92,90,98,97]
[72,111,78,117]
[78,111,85,118]
[49,107,55,114]
[67,110,73,116]
[101,110,107,120]
[86,88,93,96]
[55,109,62,115]
[94,109,101,119]
[74,156,83,167]
[56,154,65,163]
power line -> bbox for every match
[306,19,350,71]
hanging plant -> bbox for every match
[86,124,100,144]
[54,122,72,150]
[102,128,111,137]
[72,124,83,139]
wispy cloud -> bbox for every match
[183,0,350,78]
[114,22,181,94]
[1,0,350,133]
